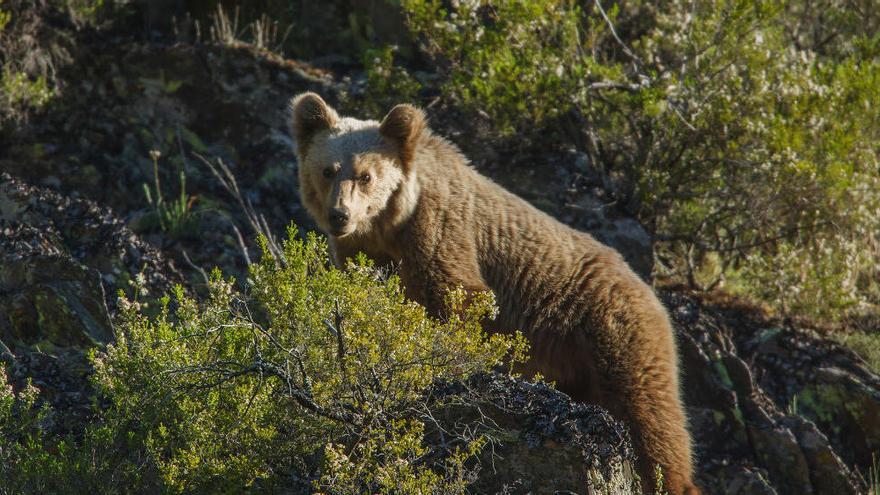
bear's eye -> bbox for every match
[322,168,335,179]
[359,173,371,184]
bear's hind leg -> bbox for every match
[592,331,699,495]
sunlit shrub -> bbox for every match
[353,44,422,118]
[1,228,527,493]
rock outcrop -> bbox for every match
[0,173,177,351]
[0,173,179,432]
[435,374,638,494]
[667,291,872,494]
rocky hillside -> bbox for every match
[1,23,878,495]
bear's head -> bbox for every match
[290,92,425,238]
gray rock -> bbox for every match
[0,173,178,358]
[433,374,639,495]
[0,173,182,434]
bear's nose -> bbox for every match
[329,208,350,229]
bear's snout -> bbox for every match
[329,208,351,232]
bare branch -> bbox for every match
[181,249,211,286]
[588,80,643,92]
[230,222,252,266]
[192,152,285,263]
[592,0,646,69]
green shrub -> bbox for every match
[401,0,595,135]
[0,69,54,111]
[1,227,527,494]
[396,0,880,322]
[62,0,108,28]
[354,45,422,118]
[0,368,146,495]
[639,0,880,321]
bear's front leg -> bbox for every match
[398,258,491,318]
[328,236,395,271]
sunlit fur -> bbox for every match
[294,122,412,239]
[290,93,700,495]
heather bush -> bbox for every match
[0,227,526,494]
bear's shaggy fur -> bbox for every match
[291,93,699,494]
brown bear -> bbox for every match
[290,92,699,495]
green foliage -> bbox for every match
[319,420,485,494]
[396,0,880,322]
[0,69,54,112]
[142,149,198,239]
[780,0,880,59]
[0,372,43,491]
[356,45,422,118]
[653,463,667,495]
[834,331,880,374]
[638,0,880,321]
[0,369,146,495]
[1,228,526,493]
[94,227,525,492]
[401,0,595,135]
[0,5,10,31]
[62,0,107,28]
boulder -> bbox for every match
[433,374,639,495]
[0,173,177,352]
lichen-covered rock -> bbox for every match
[743,327,880,472]
[0,173,181,431]
[0,174,178,352]
[433,374,639,494]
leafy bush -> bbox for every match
[353,44,422,118]
[0,68,54,117]
[395,0,880,322]
[63,0,110,28]
[0,374,45,492]
[1,227,526,494]
[1,367,146,495]
[401,0,593,135]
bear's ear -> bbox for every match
[379,104,426,170]
[290,92,338,158]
